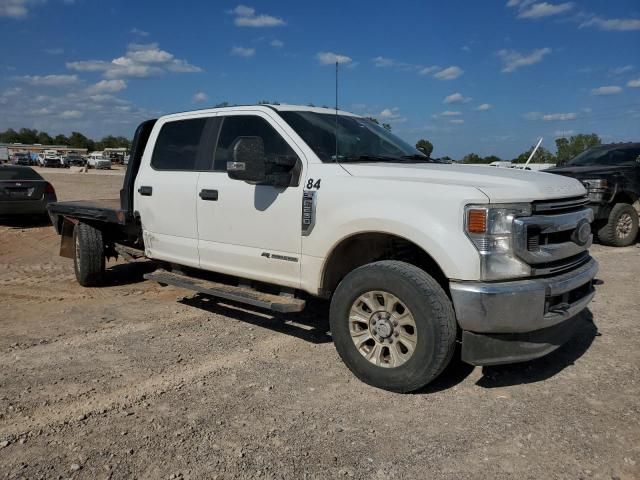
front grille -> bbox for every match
[532,195,590,215]
[514,199,594,271]
[531,251,590,276]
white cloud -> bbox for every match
[580,16,640,31]
[450,119,464,124]
[17,74,79,86]
[270,39,284,48]
[230,4,285,27]
[518,2,573,19]
[542,112,577,121]
[130,27,149,36]
[44,47,64,55]
[433,66,464,80]
[610,65,635,75]
[230,46,255,57]
[372,56,425,72]
[443,92,471,104]
[67,43,201,78]
[59,110,83,119]
[440,110,462,117]
[628,79,640,88]
[591,85,623,95]
[475,103,493,111]
[373,56,395,68]
[554,129,575,137]
[378,107,406,122]
[86,79,127,94]
[0,0,42,18]
[316,52,352,65]
[192,91,209,103]
[525,111,577,121]
[419,66,440,75]
[497,47,551,73]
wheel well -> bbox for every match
[612,191,636,205]
[321,232,448,296]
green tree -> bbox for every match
[366,117,380,125]
[483,155,502,164]
[18,128,38,144]
[555,133,601,165]
[0,128,20,143]
[68,131,94,150]
[415,139,434,157]
[53,134,69,145]
[36,131,53,145]
[382,123,392,131]
[462,153,490,164]
[513,146,556,164]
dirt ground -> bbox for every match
[0,170,639,479]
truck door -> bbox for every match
[196,112,305,288]
[134,117,215,268]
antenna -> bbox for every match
[334,61,339,162]
[525,137,543,166]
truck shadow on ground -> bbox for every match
[179,291,598,393]
[0,215,51,229]
[180,295,332,345]
[420,310,599,393]
[103,260,159,287]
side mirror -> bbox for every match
[227,136,268,184]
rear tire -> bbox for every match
[597,203,639,247]
[329,260,457,393]
[73,223,105,286]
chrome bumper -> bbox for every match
[450,257,598,334]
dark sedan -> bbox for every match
[62,155,86,167]
[0,165,57,216]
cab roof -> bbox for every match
[158,104,361,122]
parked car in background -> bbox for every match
[62,155,86,167]
[12,152,32,166]
[87,152,111,170]
[0,165,57,217]
[545,142,640,247]
[0,146,9,163]
[43,153,64,168]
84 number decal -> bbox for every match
[306,178,321,190]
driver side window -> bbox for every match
[213,115,298,171]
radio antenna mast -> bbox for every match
[334,60,339,163]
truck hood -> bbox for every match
[545,164,635,179]
[341,162,586,203]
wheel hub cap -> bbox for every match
[617,213,633,238]
[348,290,418,368]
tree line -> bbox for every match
[415,133,601,165]
[0,128,131,151]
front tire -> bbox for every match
[597,203,639,247]
[73,223,105,286]
[329,260,457,393]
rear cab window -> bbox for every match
[151,117,221,171]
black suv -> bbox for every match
[546,143,640,247]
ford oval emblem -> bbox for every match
[572,220,591,246]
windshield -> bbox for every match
[568,147,640,167]
[279,111,427,163]
[0,166,43,181]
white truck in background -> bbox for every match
[48,105,598,392]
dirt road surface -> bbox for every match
[1,170,639,479]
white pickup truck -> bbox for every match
[48,105,598,392]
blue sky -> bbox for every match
[1,0,639,159]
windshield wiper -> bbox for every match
[399,155,433,163]
[338,154,397,163]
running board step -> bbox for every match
[144,270,306,313]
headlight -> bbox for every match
[581,179,608,190]
[465,203,532,280]
[581,179,609,202]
